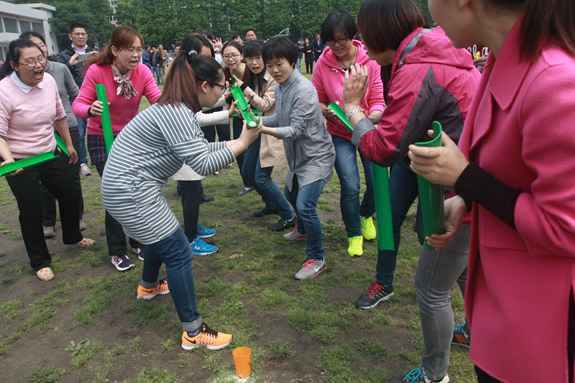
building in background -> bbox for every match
[107,0,117,25]
[0,1,59,61]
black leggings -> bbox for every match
[305,61,314,73]
[177,180,202,242]
[200,107,230,143]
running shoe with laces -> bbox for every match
[348,235,363,257]
[111,255,135,271]
[191,236,218,255]
[197,223,216,238]
[137,279,170,300]
[268,216,297,231]
[132,247,145,261]
[294,258,327,280]
[80,163,92,177]
[181,322,232,351]
[360,216,376,240]
[283,225,307,240]
[451,318,470,348]
[388,365,449,383]
[356,282,395,309]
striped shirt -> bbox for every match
[101,103,235,245]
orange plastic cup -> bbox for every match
[232,347,252,378]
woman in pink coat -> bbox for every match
[406,0,575,381]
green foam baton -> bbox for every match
[328,102,394,251]
[230,78,260,129]
[414,121,446,250]
[96,84,114,154]
[54,133,69,156]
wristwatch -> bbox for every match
[346,108,365,120]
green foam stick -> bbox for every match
[414,121,446,250]
[0,151,58,177]
[54,133,69,156]
[231,109,260,119]
[230,78,259,128]
[96,84,114,154]
[328,102,395,251]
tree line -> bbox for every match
[15,0,434,51]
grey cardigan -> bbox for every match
[46,60,79,129]
[260,69,335,191]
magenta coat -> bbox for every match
[459,17,575,382]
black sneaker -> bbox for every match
[253,207,279,217]
[268,216,297,231]
[356,282,394,310]
[201,194,214,204]
[451,318,470,348]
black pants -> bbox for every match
[177,180,202,242]
[232,117,250,188]
[40,126,84,226]
[476,289,575,383]
[94,162,144,255]
[200,107,231,143]
[6,153,82,271]
[305,61,314,73]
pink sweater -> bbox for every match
[0,73,65,159]
[72,63,161,136]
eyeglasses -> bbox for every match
[212,83,227,95]
[325,38,349,47]
[18,56,46,68]
[72,32,87,36]
[245,56,262,62]
[223,53,240,60]
[123,48,144,55]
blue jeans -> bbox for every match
[415,224,469,380]
[76,117,88,164]
[296,58,302,73]
[375,157,424,286]
[151,66,162,84]
[255,158,295,221]
[332,135,375,237]
[141,228,203,332]
[284,175,326,260]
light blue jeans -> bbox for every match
[414,224,469,380]
[76,117,88,165]
[296,58,302,73]
[284,175,326,260]
[332,135,375,237]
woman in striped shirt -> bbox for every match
[101,52,260,350]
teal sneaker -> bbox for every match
[197,223,216,238]
[191,236,218,256]
[388,365,449,383]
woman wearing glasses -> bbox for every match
[0,39,95,281]
[101,51,261,351]
[312,9,385,257]
[72,26,161,272]
[221,41,254,196]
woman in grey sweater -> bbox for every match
[21,32,86,237]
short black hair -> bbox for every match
[69,23,86,34]
[262,37,298,66]
[199,29,214,40]
[175,44,181,48]
[321,9,358,44]
[232,34,241,40]
[245,28,257,37]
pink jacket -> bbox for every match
[312,40,384,140]
[459,17,575,382]
[72,63,161,136]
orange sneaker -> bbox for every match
[136,280,170,300]
[36,267,54,281]
[181,323,232,351]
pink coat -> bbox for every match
[459,17,575,382]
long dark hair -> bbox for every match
[243,40,267,97]
[20,31,46,46]
[157,50,223,112]
[488,0,575,59]
[181,33,215,58]
[0,38,44,79]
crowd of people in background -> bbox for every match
[1,0,574,382]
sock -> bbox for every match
[187,328,200,337]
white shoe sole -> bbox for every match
[357,291,395,310]
[136,290,170,300]
[181,341,230,351]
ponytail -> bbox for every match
[157,50,223,111]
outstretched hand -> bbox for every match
[408,130,469,187]
[342,64,369,112]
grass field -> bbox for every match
[0,73,475,382]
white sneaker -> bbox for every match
[79,221,87,231]
[43,225,55,238]
[80,163,92,176]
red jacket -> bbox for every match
[460,17,575,382]
[353,27,480,168]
